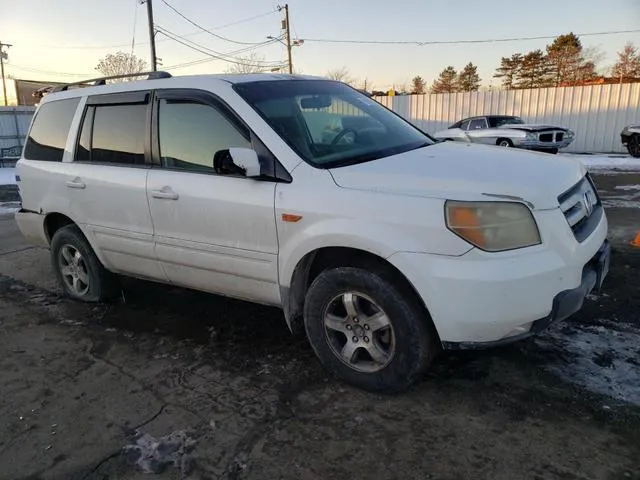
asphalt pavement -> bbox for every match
[0,174,639,480]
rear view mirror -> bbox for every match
[229,147,261,177]
[300,95,332,109]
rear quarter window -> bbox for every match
[24,98,80,162]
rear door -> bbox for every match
[64,91,164,280]
[147,89,280,304]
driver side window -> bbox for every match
[158,99,250,173]
[459,120,471,130]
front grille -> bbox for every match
[539,133,553,142]
[558,176,602,242]
[555,132,564,142]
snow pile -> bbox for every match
[536,322,640,406]
[562,153,640,172]
[0,168,16,185]
[123,430,196,474]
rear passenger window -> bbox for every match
[90,104,146,165]
[24,98,80,162]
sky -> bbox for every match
[1,0,640,97]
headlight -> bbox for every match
[525,132,537,140]
[445,201,541,252]
[567,130,575,139]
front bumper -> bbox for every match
[518,139,574,150]
[388,207,608,345]
[443,240,610,349]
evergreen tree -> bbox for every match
[457,62,481,91]
[411,75,426,94]
[431,66,458,94]
[494,54,522,90]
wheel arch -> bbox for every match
[43,212,75,244]
[42,212,108,266]
[281,246,438,342]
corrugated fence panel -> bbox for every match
[375,83,640,153]
[0,106,35,154]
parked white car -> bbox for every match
[15,73,609,392]
[433,115,575,154]
[621,124,640,158]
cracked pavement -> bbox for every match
[0,174,639,479]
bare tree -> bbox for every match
[96,51,148,80]
[225,53,272,74]
[326,67,354,85]
[612,42,640,83]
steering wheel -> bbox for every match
[331,128,358,145]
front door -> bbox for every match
[147,89,280,305]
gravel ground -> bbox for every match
[0,173,639,480]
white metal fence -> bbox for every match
[3,85,640,156]
[375,83,640,153]
[0,106,35,159]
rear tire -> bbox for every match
[628,134,640,158]
[496,138,513,147]
[303,267,437,393]
[51,225,119,302]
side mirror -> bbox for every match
[229,147,261,178]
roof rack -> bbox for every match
[48,71,172,93]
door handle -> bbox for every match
[151,188,179,200]
[66,178,86,189]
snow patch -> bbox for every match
[602,199,640,209]
[0,168,16,186]
[615,185,640,191]
[561,153,640,172]
[0,202,19,215]
[535,323,640,406]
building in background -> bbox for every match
[14,79,65,106]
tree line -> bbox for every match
[416,34,640,95]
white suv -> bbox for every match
[15,72,609,392]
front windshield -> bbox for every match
[234,80,433,168]
[491,116,524,127]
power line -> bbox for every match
[6,64,92,77]
[156,27,285,68]
[129,0,139,57]
[159,0,268,46]
[164,38,283,70]
[156,25,283,64]
[300,29,640,46]
[40,9,279,50]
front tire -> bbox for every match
[628,134,640,158]
[497,138,513,147]
[51,225,119,302]
[303,267,437,393]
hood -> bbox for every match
[329,142,586,210]
[503,123,569,132]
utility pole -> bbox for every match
[0,41,11,106]
[144,0,158,71]
[281,4,293,74]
